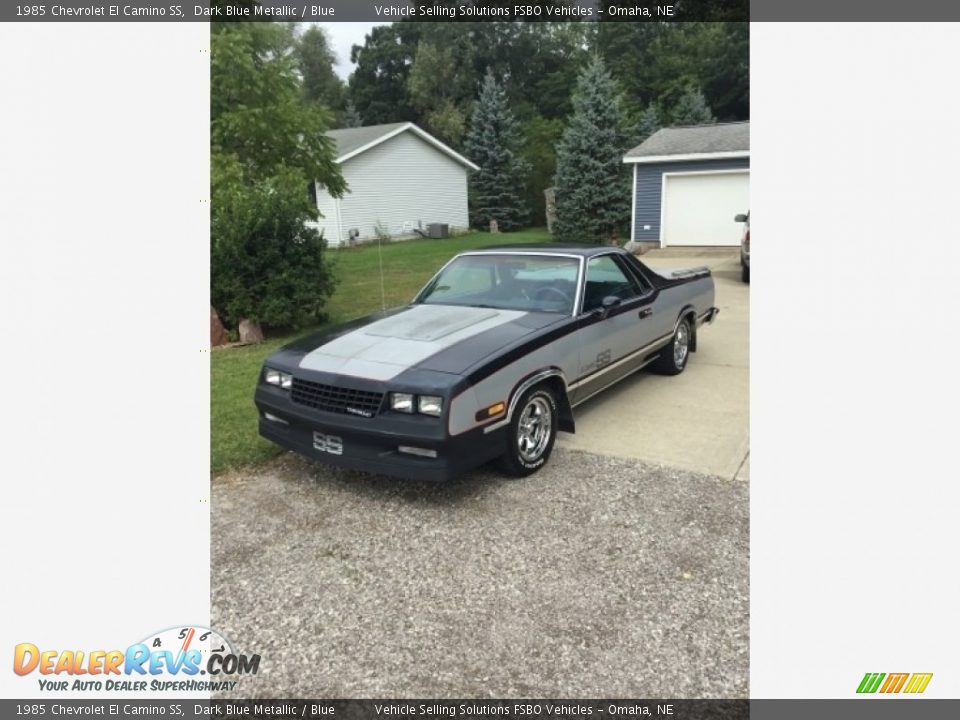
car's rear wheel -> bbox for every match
[652,317,692,376]
[741,263,750,283]
[497,385,559,477]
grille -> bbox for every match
[290,377,383,417]
[290,378,384,418]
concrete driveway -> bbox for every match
[558,248,749,481]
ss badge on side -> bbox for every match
[313,431,343,455]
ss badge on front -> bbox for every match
[312,431,343,455]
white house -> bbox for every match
[309,122,479,247]
[624,122,749,247]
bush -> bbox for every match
[211,156,337,330]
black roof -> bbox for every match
[468,243,625,257]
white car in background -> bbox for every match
[735,212,750,282]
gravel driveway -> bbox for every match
[212,449,748,698]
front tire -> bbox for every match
[497,385,559,477]
[652,317,692,376]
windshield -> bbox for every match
[417,254,580,314]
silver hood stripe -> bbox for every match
[299,304,529,381]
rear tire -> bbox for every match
[652,317,692,376]
[741,263,750,283]
[497,385,559,477]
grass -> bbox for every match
[211,228,551,474]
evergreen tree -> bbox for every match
[342,101,362,128]
[671,87,716,125]
[553,56,630,245]
[464,70,530,232]
[635,102,661,144]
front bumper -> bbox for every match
[255,385,506,482]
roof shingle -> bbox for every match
[326,122,408,158]
[624,121,749,160]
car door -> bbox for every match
[569,254,658,405]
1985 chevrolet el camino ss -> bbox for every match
[255,245,718,481]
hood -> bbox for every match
[297,304,555,381]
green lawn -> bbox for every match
[211,228,551,474]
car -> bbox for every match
[735,212,750,282]
[255,244,719,481]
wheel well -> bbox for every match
[542,375,575,434]
[678,306,698,352]
[513,371,575,434]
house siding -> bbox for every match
[632,157,750,242]
[306,181,339,245]
[313,130,470,247]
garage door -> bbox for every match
[662,171,749,246]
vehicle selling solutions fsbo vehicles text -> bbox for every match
[373,4,596,18]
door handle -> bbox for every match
[638,307,653,320]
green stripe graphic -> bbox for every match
[856,672,885,693]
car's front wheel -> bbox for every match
[497,385,559,477]
[652,317,692,376]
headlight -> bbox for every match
[264,368,292,389]
[417,395,443,417]
[390,392,415,413]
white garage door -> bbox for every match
[662,171,749,246]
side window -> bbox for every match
[614,254,653,293]
[582,255,642,313]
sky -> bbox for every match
[317,22,389,80]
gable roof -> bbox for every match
[623,121,749,164]
[327,122,480,171]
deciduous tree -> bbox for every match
[211,22,345,336]
[296,25,345,120]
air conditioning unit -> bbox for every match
[427,223,449,239]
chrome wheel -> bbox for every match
[673,322,690,367]
[517,396,553,463]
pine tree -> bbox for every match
[671,87,716,126]
[553,55,631,245]
[464,70,530,232]
[635,102,661,144]
[342,101,362,128]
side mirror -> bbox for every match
[600,295,621,317]
[734,213,748,223]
